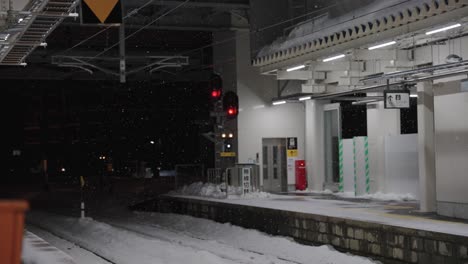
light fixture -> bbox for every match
[426,23,461,35]
[61,168,66,172]
[368,41,397,50]
[150,141,155,144]
[352,99,380,105]
[253,104,265,110]
[228,133,234,138]
[221,133,227,138]
[0,33,9,41]
[322,54,345,62]
[410,94,418,98]
[286,65,306,72]
[299,96,311,101]
[272,100,286,106]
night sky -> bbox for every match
[3,79,214,184]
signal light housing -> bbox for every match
[223,91,239,119]
[210,74,223,100]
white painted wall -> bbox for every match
[341,139,355,193]
[384,134,419,199]
[236,32,306,186]
[434,87,468,218]
[366,101,401,193]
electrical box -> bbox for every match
[295,160,307,191]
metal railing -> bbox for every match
[174,164,205,189]
[207,168,223,185]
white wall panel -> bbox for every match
[384,134,420,199]
[434,91,468,204]
[341,139,355,193]
[236,32,305,186]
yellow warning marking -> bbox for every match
[83,0,119,23]
[383,205,414,210]
[287,150,298,157]
[220,152,236,157]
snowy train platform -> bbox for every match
[136,191,468,264]
[22,231,77,264]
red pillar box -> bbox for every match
[295,160,307,191]
[0,200,29,264]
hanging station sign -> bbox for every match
[384,90,410,109]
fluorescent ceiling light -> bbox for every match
[368,41,397,50]
[299,96,311,101]
[322,54,345,62]
[253,104,265,110]
[286,65,306,72]
[352,99,380,105]
[272,100,286,106]
[0,33,10,41]
[410,94,418,98]
[426,23,461,35]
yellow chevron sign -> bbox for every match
[82,0,122,24]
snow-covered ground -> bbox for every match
[335,191,416,201]
[25,226,111,264]
[170,182,271,199]
[27,210,379,264]
[22,231,76,264]
[176,182,416,202]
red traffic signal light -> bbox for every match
[227,106,237,116]
[223,91,239,118]
[211,89,222,99]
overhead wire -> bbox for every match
[59,0,421,76]
[59,0,157,55]
[87,0,191,61]
[61,1,338,59]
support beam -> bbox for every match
[139,0,250,9]
[305,99,327,191]
[417,81,436,212]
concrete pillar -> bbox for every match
[366,100,401,193]
[417,81,436,212]
[305,100,326,191]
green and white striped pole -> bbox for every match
[338,139,344,192]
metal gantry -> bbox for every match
[0,0,79,66]
[51,55,190,78]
